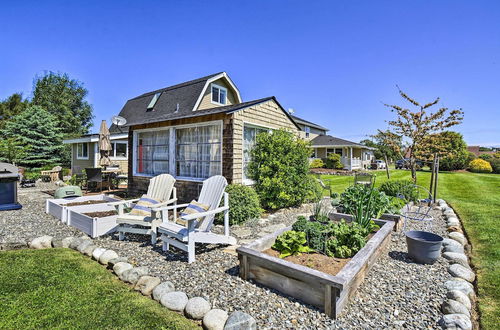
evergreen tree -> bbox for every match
[3,105,64,167]
[0,93,29,130]
[32,72,94,136]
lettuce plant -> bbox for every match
[272,231,314,258]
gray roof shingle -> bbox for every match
[311,135,374,149]
[290,115,329,131]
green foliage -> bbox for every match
[479,154,492,161]
[427,132,474,171]
[3,106,64,167]
[292,217,329,251]
[469,158,493,173]
[340,184,388,228]
[385,197,406,215]
[489,158,500,174]
[324,153,343,169]
[312,201,329,222]
[304,175,323,203]
[0,138,30,164]
[248,129,312,210]
[23,170,41,181]
[379,180,418,202]
[215,184,262,225]
[272,231,314,258]
[309,158,324,168]
[32,72,94,136]
[0,93,29,130]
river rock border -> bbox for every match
[2,236,257,330]
[436,199,476,330]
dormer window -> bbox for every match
[211,84,227,105]
[147,92,161,111]
[305,126,310,138]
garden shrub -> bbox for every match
[324,153,343,169]
[247,129,312,210]
[340,185,390,220]
[272,231,313,258]
[440,151,475,171]
[379,180,418,202]
[309,158,324,169]
[469,158,493,173]
[304,175,323,203]
[479,154,492,161]
[215,184,262,225]
[488,158,500,174]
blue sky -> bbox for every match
[1,1,499,146]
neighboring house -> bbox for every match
[467,146,498,157]
[112,72,300,201]
[63,127,129,174]
[291,115,375,170]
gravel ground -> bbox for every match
[1,186,450,329]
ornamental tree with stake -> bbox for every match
[379,87,464,183]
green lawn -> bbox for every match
[0,248,196,330]
[321,169,500,329]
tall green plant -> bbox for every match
[340,183,387,230]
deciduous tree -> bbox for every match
[0,93,29,129]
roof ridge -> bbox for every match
[130,72,225,100]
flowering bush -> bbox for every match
[469,158,493,173]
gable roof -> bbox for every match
[311,135,375,149]
[116,72,242,127]
[290,115,329,131]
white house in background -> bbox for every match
[291,114,375,170]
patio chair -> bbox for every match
[85,168,104,192]
[354,172,374,187]
[110,174,177,244]
[41,166,62,182]
[157,175,237,263]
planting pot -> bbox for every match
[405,230,443,264]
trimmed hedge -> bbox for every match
[379,179,418,202]
[324,153,343,169]
[309,158,325,169]
[216,184,262,225]
[469,158,493,173]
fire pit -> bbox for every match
[0,162,22,211]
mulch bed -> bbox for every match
[310,168,357,176]
[263,249,351,276]
[82,211,117,218]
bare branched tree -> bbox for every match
[379,87,464,182]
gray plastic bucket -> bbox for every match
[405,231,443,264]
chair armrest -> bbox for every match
[154,203,189,212]
[107,198,140,206]
[151,198,178,211]
[181,206,229,221]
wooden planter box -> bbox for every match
[67,203,118,238]
[236,216,394,318]
[45,194,119,224]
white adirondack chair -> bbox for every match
[110,174,177,244]
[157,175,237,263]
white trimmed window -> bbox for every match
[111,141,128,159]
[243,124,270,183]
[211,84,227,105]
[305,126,310,138]
[176,124,221,179]
[136,130,170,176]
[327,148,343,157]
[76,143,89,159]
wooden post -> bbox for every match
[384,153,390,179]
[433,156,439,202]
[429,154,436,201]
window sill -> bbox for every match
[76,157,89,160]
[210,101,226,106]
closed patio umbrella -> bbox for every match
[99,120,112,167]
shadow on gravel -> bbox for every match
[388,250,417,264]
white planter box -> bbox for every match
[67,203,119,238]
[45,194,119,224]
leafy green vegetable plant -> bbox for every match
[272,231,314,258]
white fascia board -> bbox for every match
[63,133,128,144]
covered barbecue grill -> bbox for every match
[0,162,22,211]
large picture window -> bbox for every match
[76,143,89,159]
[111,141,128,158]
[136,130,169,176]
[176,124,221,179]
[243,124,269,182]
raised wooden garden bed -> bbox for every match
[236,216,394,318]
[67,203,119,238]
[329,211,402,231]
[45,194,119,224]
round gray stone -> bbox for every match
[449,264,475,282]
[29,235,53,249]
[203,309,228,330]
[443,239,465,253]
[447,290,472,310]
[82,244,98,257]
[69,238,85,250]
[51,238,64,248]
[439,313,472,330]
[449,232,467,245]
[223,311,257,330]
[76,240,92,253]
[160,291,188,312]
[152,281,175,301]
[444,279,475,299]
[99,250,119,265]
[61,237,76,248]
[120,266,149,284]
[442,252,469,268]
[134,275,161,296]
[92,247,106,260]
[184,297,211,320]
[108,257,128,267]
[442,299,470,317]
[113,262,133,277]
